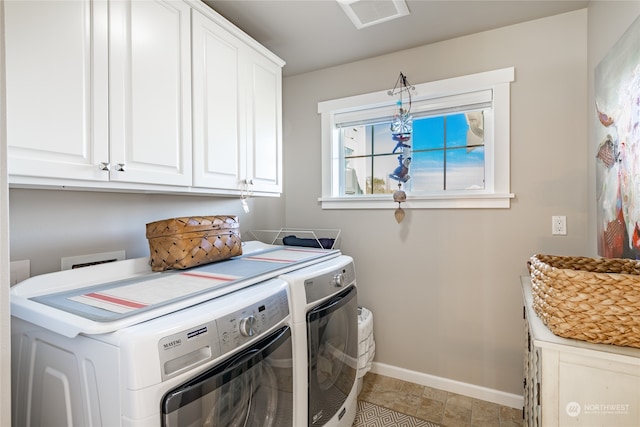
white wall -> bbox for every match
[283,10,589,398]
[9,189,285,275]
[1,0,12,422]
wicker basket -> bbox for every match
[146,216,242,271]
[528,254,640,348]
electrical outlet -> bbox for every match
[552,216,567,235]
[10,260,30,286]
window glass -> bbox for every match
[320,67,514,209]
[340,110,486,195]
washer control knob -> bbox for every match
[239,315,257,337]
[333,273,345,287]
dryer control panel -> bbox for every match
[304,261,356,304]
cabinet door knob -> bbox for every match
[115,163,126,172]
[99,162,110,171]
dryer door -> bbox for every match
[307,285,358,426]
[161,326,293,427]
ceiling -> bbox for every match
[203,0,589,77]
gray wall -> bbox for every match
[9,189,285,275]
[282,10,589,396]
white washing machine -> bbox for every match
[12,276,293,426]
[279,255,359,427]
[10,242,342,426]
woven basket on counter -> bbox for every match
[146,216,242,272]
[527,254,640,348]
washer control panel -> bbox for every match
[157,287,289,380]
[158,319,220,380]
[304,261,356,304]
[216,288,289,354]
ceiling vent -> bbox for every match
[337,0,410,29]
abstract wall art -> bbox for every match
[595,16,640,258]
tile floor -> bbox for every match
[358,373,523,427]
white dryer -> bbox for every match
[279,255,358,427]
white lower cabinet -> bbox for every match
[192,9,282,194]
[522,277,640,426]
[6,0,283,195]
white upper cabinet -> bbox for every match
[5,0,282,195]
[5,0,110,181]
[192,8,282,194]
[109,0,192,186]
[6,0,191,187]
[244,49,282,194]
[192,10,242,190]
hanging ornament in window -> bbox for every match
[393,183,406,223]
[387,72,415,223]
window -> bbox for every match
[318,67,515,209]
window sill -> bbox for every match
[318,193,515,209]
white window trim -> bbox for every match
[318,67,515,209]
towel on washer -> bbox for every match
[357,307,375,379]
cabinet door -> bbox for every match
[245,51,282,194]
[109,0,192,186]
[192,10,242,190]
[557,353,640,426]
[5,0,109,182]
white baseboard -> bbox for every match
[370,362,524,410]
